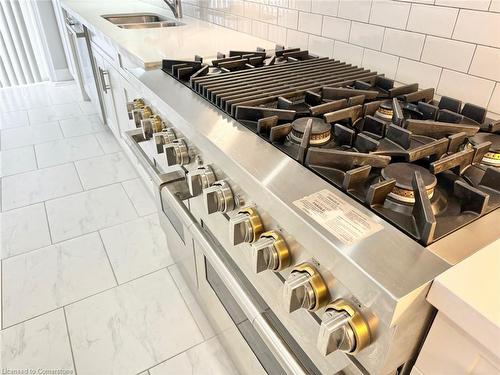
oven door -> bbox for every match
[124,128,314,375]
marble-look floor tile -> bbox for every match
[1,203,51,259]
[1,146,37,176]
[28,103,82,123]
[65,269,204,375]
[0,309,75,373]
[100,215,172,283]
[45,184,137,242]
[122,178,157,216]
[95,130,122,153]
[2,163,82,211]
[169,265,215,340]
[149,338,238,375]
[2,232,116,327]
[75,152,137,190]
[35,134,104,168]
[59,114,106,137]
[0,110,29,129]
[1,122,63,149]
[79,100,100,115]
[47,84,80,105]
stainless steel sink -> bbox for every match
[101,13,184,29]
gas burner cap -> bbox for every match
[468,132,500,167]
[381,163,437,203]
[289,117,331,145]
[374,101,394,122]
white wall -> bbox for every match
[178,0,500,117]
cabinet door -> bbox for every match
[92,46,119,135]
[108,71,141,136]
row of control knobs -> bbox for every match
[127,99,372,356]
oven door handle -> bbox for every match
[124,127,308,374]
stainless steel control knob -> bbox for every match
[317,299,371,356]
[251,231,290,273]
[283,263,329,313]
[154,129,177,154]
[229,207,263,246]
[204,180,236,214]
[132,105,152,128]
[164,139,190,166]
[127,98,144,120]
[141,115,165,140]
[187,166,216,197]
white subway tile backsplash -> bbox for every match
[277,7,298,29]
[338,0,372,22]
[453,10,500,48]
[268,24,287,44]
[421,36,476,72]
[322,16,351,42]
[244,2,260,18]
[298,12,323,35]
[362,49,399,79]
[407,4,459,37]
[382,28,425,60]
[490,0,500,12]
[333,41,364,66]
[229,0,245,16]
[308,35,334,57]
[312,0,339,16]
[434,0,490,11]
[287,29,309,49]
[289,0,312,12]
[252,20,269,39]
[184,0,499,115]
[488,83,500,114]
[261,5,278,24]
[438,69,495,107]
[396,58,442,88]
[369,0,411,29]
[349,22,385,50]
[469,46,500,82]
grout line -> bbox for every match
[97,231,120,286]
[419,35,427,61]
[450,8,460,39]
[43,201,54,245]
[142,341,204,374]
[466,44,478,73]
[63,307,79,375]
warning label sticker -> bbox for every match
[293,189,383,246]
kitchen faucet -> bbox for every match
[163,0,183,18]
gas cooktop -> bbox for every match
[161,46,500,246]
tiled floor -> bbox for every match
[0,82,238,375]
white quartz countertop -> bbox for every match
[427,239,500,352]
[61,0,275,68]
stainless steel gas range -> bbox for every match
[122,46,500,375]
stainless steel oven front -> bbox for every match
[124,127,317,375]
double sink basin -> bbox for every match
[102,13,184,29]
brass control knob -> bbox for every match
[283,263,329,313]
[127,98,144,119]
[187,166,216,197]
[164,139,190,166]
[132,105,152,128]
[317,299,371,356]
[229,207,264,246]
[154,129,177,154]
[141,115,165,140]
[251,231,291,273]
[204,180,236,214]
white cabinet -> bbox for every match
[91,43,119,135]
[412,312,500,375]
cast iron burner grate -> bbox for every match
[161,46,500,246]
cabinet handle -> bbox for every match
[99,67,111,93]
